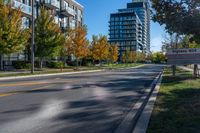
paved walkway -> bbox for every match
[178,66,194,72]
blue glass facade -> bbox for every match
[109,0,150,60]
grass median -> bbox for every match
[0,63,143,77]
[147,67,200,133]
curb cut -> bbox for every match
[114,71,163,133]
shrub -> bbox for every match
[47,61,64,68]
[12,61,31,69]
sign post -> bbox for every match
[166,48,200,77]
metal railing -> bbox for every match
[62,6,76,16]
[12,0,32,15]
[44,0,60,8]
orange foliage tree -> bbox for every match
[109,44,119,63]
[122,48,137,63]
[91,35,110,65]
[65,25,90,67]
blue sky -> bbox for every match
[76,0,166,52]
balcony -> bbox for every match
[12,0,32,16]
[69,20,76,29]
[61,6,76,17]
[44,0,60,9]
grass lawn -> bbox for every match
[0,63,143,77]
[103,63,142,69]
[147,67,200,133]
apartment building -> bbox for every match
[2,0,83,69]
[109,0,150,61]
[11,0,83,29]
[109,12,143,60]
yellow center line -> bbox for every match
[0,80,77,98]
[0,93,14,97]
[0,82,49,87]
[0,85,53,98]
[0,80,77,87]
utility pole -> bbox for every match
[31,0,35,74]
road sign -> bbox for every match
[166,48,200,64]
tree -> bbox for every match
[109,44,119,63]
[122,48,137,63]
[136,52,146,63]
[91,35,110,65]
[152,52,166,64]
[65,25,90,67]
[0,0,30,70]
[129,51,137,63]
[151,0,200,77]
[35,7,65,68]
[151,0,200,43]
[162,33,200,52]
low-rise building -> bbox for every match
[2,0,84,69]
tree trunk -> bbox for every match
[40,58,43,69]
[64,56,67,67]
[172,65,176,76]
[0,55,3,70]
[193,64,198,78]
[80,59,82,67]
[76,59,78,69]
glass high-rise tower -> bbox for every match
[109,0,150,60]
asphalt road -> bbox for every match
[0,64,163,133]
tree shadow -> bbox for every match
[148,88,200,133]
[1,106,39,114]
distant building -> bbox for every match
[109,0,150,61]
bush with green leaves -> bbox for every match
[47,61,64,69]
[12,61,31,69]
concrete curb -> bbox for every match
[132,72,163,133]
[0,70,105,81]
[114,71,163,133]
[117,64,146,70]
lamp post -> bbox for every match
[31,0,35,74]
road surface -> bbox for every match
[0,64,163,133]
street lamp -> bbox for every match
[31,0,35,74]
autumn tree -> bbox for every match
[35,7,65,68]
[65,25,90,67]
[91,35,110,65]
[151,52,166,63]
[109,44,119,63]
[0,0,30,70]
[136,52,146,63]
[122,48,137,63]
[122,49,129,63]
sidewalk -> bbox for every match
[178,66,194,72]
[0,71,30,75]
[178,65,200,76]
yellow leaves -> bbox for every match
[91,35,110,61]
[0,1,30,54]
[122,48,137,63]
[109,44,119,63]
[189,41,199,48]
[64,25,89,60]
